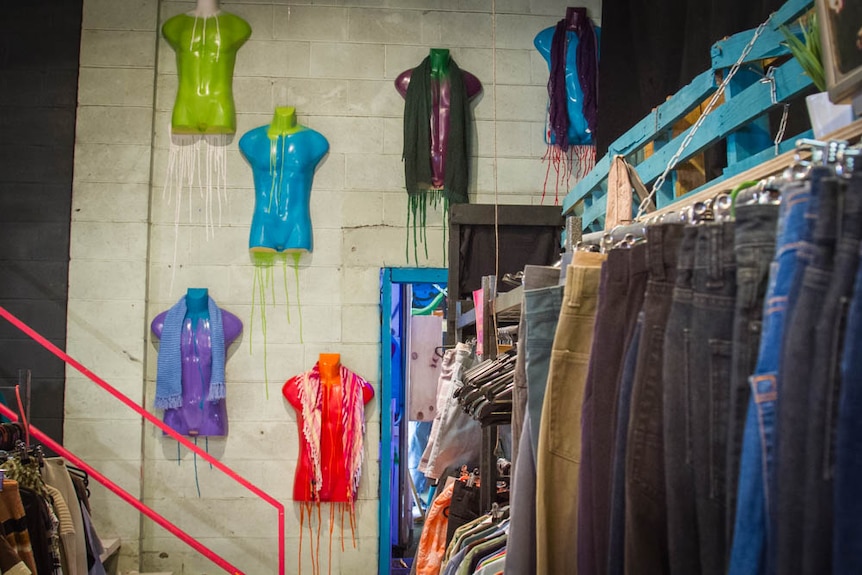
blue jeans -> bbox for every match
[830,169,862,575]
[728,176,816,575]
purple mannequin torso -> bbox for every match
[152,299,242,437]
[395,49,482,188]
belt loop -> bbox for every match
[708,225,723,285]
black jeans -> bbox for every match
[578,244,648,575]
[625,223,684,575]
[689,222,737,575]
[662,225,699,575]
[775,171,839,575]
[725,203,779,547]
[800,173,862,575]
[608,315,643,575]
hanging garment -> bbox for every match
[416,480,456,575]
[42,458,87,575]
[605,156,653,229]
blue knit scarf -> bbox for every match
[155,296,226,409]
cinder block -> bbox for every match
[78,68,155,107]
[74,143,152,184]
[494,13,555,50]
[68,221,148,261]
[83,0,158,31]
[382,117,403,154]
[64,376,146,419]
[348,8,424,45]
[494,48,533,85]
[273,5,349,42]
[272,78,349,116]
[496,156,554,193]
[340,267,381,306]
[340,305,379,344]
[80,30,156,68]
[233,77,276,115]
[236,40,311,78]
[383,45,428,80]
[494,121,536,157]
[341,190,385,228]
[306,116,383,155]
[221,2,277,41]
[76,106,154,145]
[347,80,403,117]
[64,420,144,461]
[73,182,150,223]
[310,43,384,79]
[344,153,403,191]
[496,84,549,123]
[67,259,147,300]
[420,11,492,49]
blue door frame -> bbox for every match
[379,267,447,575]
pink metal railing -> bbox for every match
[0,304,285,575]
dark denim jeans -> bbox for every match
[728,177,816,575]
[578,245,648,575]
[625,223,684,575]
[800,174,862,574]
[834,172,862,574]
[662,225,699,575]
[608,315,643,575]
[726,203,779,547]
[775,174,839,575]
[689,222,737,575]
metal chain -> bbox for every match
[635,13,774,219]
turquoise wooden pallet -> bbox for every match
[563,0,815,231]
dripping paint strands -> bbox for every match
[162,131,230,295]
[250,252,304,398]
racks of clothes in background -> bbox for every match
[502,137,862,575]
[0,376,112,575]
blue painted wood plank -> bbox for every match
[633,59,812,189]
[562,153,611,214]
[562,70,717,215]
[725,67,773,164]
[391,267,447,284]
[722,128,814,179]
[711,0,811,68]
[609,70,718,156]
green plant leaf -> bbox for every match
[779,10,826,92]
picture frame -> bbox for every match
[816,0,862,104]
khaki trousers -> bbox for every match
[536,251,606,574]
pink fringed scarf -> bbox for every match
[296,362,367,575]
[296,362,366,504]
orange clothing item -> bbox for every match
[415,480,455,575]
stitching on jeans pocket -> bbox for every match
[709,339,732,499]
[823,297,849,480]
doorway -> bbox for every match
[378,267,448,575]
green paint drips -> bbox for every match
[293,252,304,344]
[405,190,448,264]
[250,251,304,395]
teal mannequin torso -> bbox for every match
[239,107,329,253]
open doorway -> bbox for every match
[378,267,448,575]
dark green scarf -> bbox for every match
[402,56,471,262]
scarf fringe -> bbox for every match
[405,190,448,264]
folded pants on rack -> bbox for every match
[663,225,700,575]
[608,315,643,575]
[728,177,814,575]
[726,203,779,546]
[578,244,648,575]
[537,251,605,575]
[776,170,839,575]
[624,223,684,575]
[512,265,561,470]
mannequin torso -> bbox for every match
[239,107,329,253]
[283,354,374,502]
[162,0,251,134]
[396,48,482,189]
[152,288,242,436]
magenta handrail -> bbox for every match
[0,305,285,575]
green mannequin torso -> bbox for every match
[162,11,251,134]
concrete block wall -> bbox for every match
[69,0,601,572]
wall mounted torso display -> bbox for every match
[397,48,482,263]
[162,4,251,135]
[152,289,242,437]
[239,107,329,254]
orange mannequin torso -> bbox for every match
[283,353,374,502]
